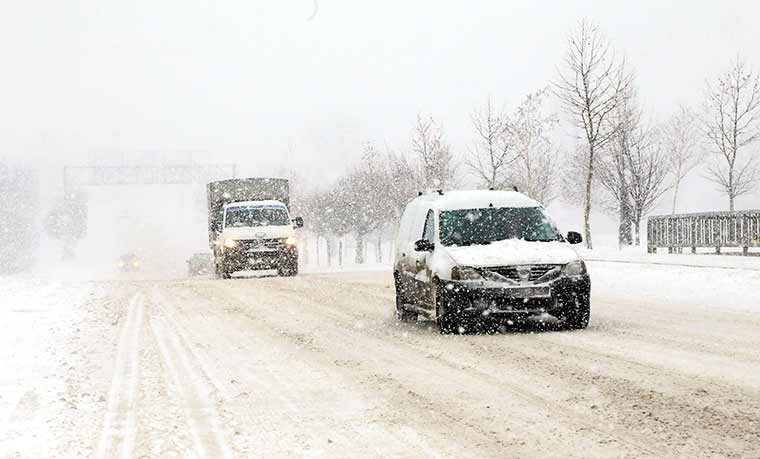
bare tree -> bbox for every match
[597,101,640,248]
[554,19,633,248]
[411,114,457,189]
[506,88,560,204]
[466,98,514,189]
[627,126,671,245]
[703,57,760,211]
[663,105,703,214]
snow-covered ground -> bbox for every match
[2,253,760,458]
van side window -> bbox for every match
[422,210,435,241]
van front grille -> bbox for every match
[487,265,562,282]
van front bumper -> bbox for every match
[444,275,590,318]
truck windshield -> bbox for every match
[439,207,561,246]
[225,206,290,228]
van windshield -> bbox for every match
[225,206,290,228]
[439,207,561,246]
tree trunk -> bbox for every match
[326,237,333,267]
[355,233,365,264]
[376,234,383,263]
[671,181,680,215]
[618,199,633,248]
[730,194,735,212]
[583,148,595,249]
[634,215,641,246]
[316,236,321,266]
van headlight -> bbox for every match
[285,236,298,247]
[451,266,483,281]
[562,260,587,276]
[223,238,238,249]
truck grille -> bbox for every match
[237,238,286,251]
[487,265,562,283]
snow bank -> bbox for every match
[581,246,760,271]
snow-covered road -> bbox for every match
[2,261,760,458]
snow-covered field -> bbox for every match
[2,254,760,458]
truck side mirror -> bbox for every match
[567,231,583,245]
[414,239,435,252]
[293,216,304,228]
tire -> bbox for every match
[562,294,590,330]
[394,272,417,321]
[435,280,460,334]
[277,257,299,277]
[215,258,232,279]
[277,264,298,277]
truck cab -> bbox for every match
[207,178,302,279]
[214,200,303,278]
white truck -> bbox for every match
[207,178,303,279]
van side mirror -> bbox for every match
[414,239,435,252]
[567,231,583,245]
[293,216,304,228]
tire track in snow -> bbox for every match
[95,292,144,459]
[201,278,668,458]
[147,289,234,459]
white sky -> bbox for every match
[2,0,760,232]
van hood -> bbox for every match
[445,239,579,267]
[221,225,294,241]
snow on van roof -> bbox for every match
[224,200,287,208]
[416,190,541,211]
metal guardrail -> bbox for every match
[647,210,760,254]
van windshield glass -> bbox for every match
[439,207,561,246]
[225,206,290,228]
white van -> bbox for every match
[393,190,589,333]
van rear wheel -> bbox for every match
[394,272,417,321]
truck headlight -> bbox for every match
[285,236,298,246]
[223,238,238,249]
[451,266,483,281]
[562,260,587,276]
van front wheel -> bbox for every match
[435,280,460,334]
[561,294,590,330]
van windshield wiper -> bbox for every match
[448,240,492,247]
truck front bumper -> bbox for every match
[220,247,298,271]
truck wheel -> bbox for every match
[435,280,460,334]
[277,261,298,277]
[394,271,417,321]
[215,261,232,279]
[562,294,590,330]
